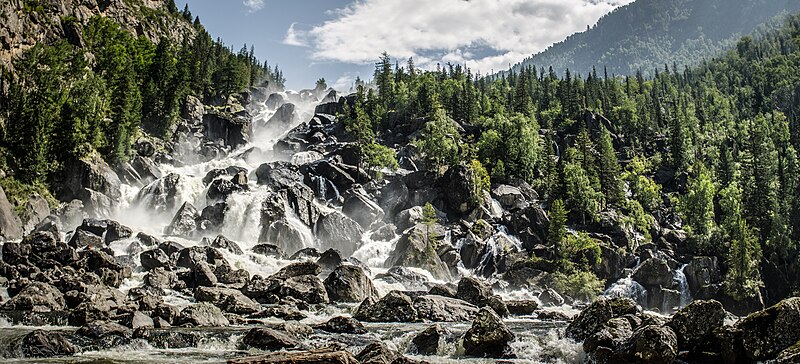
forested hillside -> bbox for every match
[511,0,800,77]
[346,13,800,306]
[0,0,284,209]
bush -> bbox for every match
[551,271,605,302]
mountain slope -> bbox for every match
[512,0,800,76]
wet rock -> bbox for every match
[315,316,367,334]
[68,229,104,249]
[203,111,252,149]
[271,261,321,279]
[669,299,726,351]
[412,324,450,355]
[175,246,225,269]
[241,327,299,351]
[289,247,322,260]
[1,282,66,312]
[315,211,364,256]
[194,286,261,315]
[439,164,478,214]
[413,295,479,322]
[487,296,510,317]
[566,297,639,341]
[76,321,132,339]
[507,300,539,315]
[316,248,343,271]
[260,218,308,255]
[355,291,418,323]
[192,261,218,287]
[462,307,515,358]
[304,160,356,192]
[386,223,452,281]
[178,303,230,327]
[255,161,304,190]
[683,256,722,296]
[357,341,401,364]
[492,185,528,210]
[253,305,307,321]
[140,249,171,271]
[737,297,800,361]
[265,103,297,127]
[583,317,633,355]
[343,190,385,229]
[374,266,430,291]
[123,311,155,330]
[380,179,410,219]
[538,288,565,307]
[632,258,672,287]
[21,329,76,358]
[103,220,132,244]
[210,235,243,255]
[252,243,285,258]
[618,325,678,364]
[0,186,23,240]
[58,152,122,202]
[136,232,161,247]
[456,277,494,307]
[279,275,329,304]
[324,265,378,303]
[206,179,245,203]
[164,202,199,237]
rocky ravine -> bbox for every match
[0,87,798,363]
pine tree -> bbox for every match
[548,199,568,257]
[679,165,716,240]
[596,126,624,206]
[563,148,602,224]
[719,183,763,300]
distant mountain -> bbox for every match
[511,0,800,76]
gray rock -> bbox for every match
[669,300,726,351]
[0,186,24,241]
[462,307,515,358]
[164,202,199,237]
[271,261,322,280]
[355,291,418,323]
[315,211,364,256]
[315,316,366,334]
[342,190,384,229]
[1,282,66,312]
[203,111,252,149]
[413,295,479,322]
[412,324,450,355]
[632,258,673,287]
[324,265,378,303]
[178,303,230,327]
[194,287,261,315]
[737,297,800,361]
[386,223,452,281]
[618,325,678,364]
[21,330,76,358]
[241,328,298,351]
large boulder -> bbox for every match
[617,325,678,364]
[271,261,322,279]
[492,185,528,210]
[355,291,418,323]
[241,328,298,351]
[178,303,230,327]
[278,275,329,304]
[342,190,384,229]
[58,152,122,202]
[203,111,252,149]
[314,316,367,334]
[19,193,50,235]
[315,211,363,256]
[438,165,477,214]
[412,324,451,355]
[134,173,183,213]
[462,307,515,358]
[683,256,722,296]
[413,295,479,322]
[260,218,309,255]
[323,265,378,303]
[385,223,452,281]
[379,179,409,218]
[669,300,726,351]
[456,277,493,306]
[632,258,673,287]
[194,287,261,314]
[1,282,66,312]
[566,297,639,341]
[164,202,199,236]
[264,103,297,128]
[737,297,800,361]
[21,330,76,358]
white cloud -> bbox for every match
[293,0,633,74]
[332,74,357,92]
[243,0,265,13]
[283,23,309,47]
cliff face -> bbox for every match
[0,0,195,68]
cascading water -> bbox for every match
[674,264,693,307]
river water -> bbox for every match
[0,90,586,363]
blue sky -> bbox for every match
[182,0,633,91]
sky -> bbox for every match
[182,0,634,91]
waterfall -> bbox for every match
[674,264,693,308]
[604,278,648,306]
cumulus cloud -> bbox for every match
[243,0,265,13]
[283,23,309,47]
[288,0,633,73]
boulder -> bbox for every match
[315,316,367,334]
[206,179,245,202]
[58,152,122,202]
[737,297,800,361]
[618,325,678,364]
[164,202,199,237]
[356,341,401,364]
[265,103,297,128]
[315,211,364,256]
[68,229,104,249]
[210,235,243,255]
[279,275,329,304]
[412,324,450,355]
[413,295,479,322]
[538,288,565,307]
[507,300,539,316]
[456,277,493,306]
[1,282,66,312]
[683,256,722,295]
[566,297,639,341]
[355,291,418,323]
[0,187,24,241]
[255,162,304,190]
[144,267,178,290]
[75,320,132,339]
[342,191,385,229]
[203,111,252,149]
[632,258,673,287]
[252,244,285,258]
[241,328,298,351]
[271,261,322,279]
[462,307,515,358]
[385,223,452,281]
[316,248,343,271]
[134,173,183,212]
[140,249,171,271]
[124,311,155,330]
[19,193,50,235]
[379,179,409,218]
[492,185,528,210]
[21,330,76,358]
[669,299,726,350]
[439,165,477,214]
[260,218,308,255]
[583,317,634,355]
[178,303,230,327]
[104,220,133,244]
[324,265,378,303]
[194,287,261,314]
[182,95,205,123]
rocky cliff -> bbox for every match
[0,0,195,69]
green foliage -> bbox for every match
[548,199,568,255]
[551,270,605,302]
[415,109,463,173]
[469,159,491,205]
[363,142,398,178]
[719,183,764,300]
[596,126,624,206]
[561,231,603,270]
[563,148,603,224]
[679,166,717,239]
[477,113,540,183]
